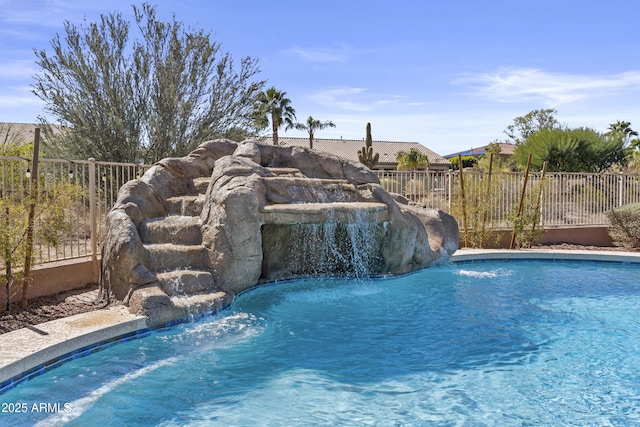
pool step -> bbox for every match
[156,269,215,296]
[170,290,232,315]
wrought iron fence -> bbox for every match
[0,156,150,267]
[2,158,640,267]
[375,170,640,228]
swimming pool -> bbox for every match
[2,259,640,425]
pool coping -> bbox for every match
[2,248,640,392]
[0,306,147,391]
[450,248,640,264]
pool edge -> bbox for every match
[0,306,147,391]
[451,248,640,264]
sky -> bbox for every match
[1,0,640,156]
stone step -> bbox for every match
[261,176,359,204]
[165,194,205,216]
[260,202,389,224]
[129,284,231,327]
[193,177,210,194]
[170,290,232,316]
[145,243,210,271]
[265,167,304,177]
[156,269,215,296]
[139,216,202,245]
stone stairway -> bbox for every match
[132,168,391,320]
[138,177,230,318]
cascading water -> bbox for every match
[261,207,388,280]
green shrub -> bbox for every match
[449,156,477,170]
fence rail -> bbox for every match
[2,157,639,267]
[374,170,640,227]
[0,156,151,267]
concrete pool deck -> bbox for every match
[2,248,640,391]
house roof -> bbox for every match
[263,136,450,167]
[444,142,516,159]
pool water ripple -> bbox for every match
[2,260,640,425]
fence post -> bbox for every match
[447,170,452,211]
[88,158,97,262]
[618,174,624,207]
[20,128,40,308]
[458,154,469,247]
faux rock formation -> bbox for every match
[99,139,459,326]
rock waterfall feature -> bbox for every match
[100,140,459,326]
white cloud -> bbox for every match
[306,87,421,113]
[455,68,640,105]
[287,44,350,63]
[0,91,43,107]
[308,87,372,112]
[0,59,38,79]
[0,0,128,26]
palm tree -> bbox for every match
[395,148,429,171]
[607,120,638,141]
[294,116,335,149]
[254,87,297,145]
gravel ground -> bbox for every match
[1,244,638,335]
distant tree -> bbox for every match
[357,122,379,169]
[253,87,296,145]
[477,141,516,172]
[513,127,629,172]
[607,120,638,140]
[32,3,263,163]
[294,116,335,149]
[449,155,477,170]
[505,108,561,145]
[396,148,429,171]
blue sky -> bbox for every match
[1,0,639,156]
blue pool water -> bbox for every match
[2,260,640,426]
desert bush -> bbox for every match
[606,203,640,248]
[404,178,430,197]
[506,178,548,248]
[449,173,504,248]
[379,178,402,194]
[0,180,78,310]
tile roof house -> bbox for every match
[2,123,451,171]
[444,142,516,162]
[263,136,451,171]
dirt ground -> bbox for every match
[1,244,638,335]
[0,282,106,335]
